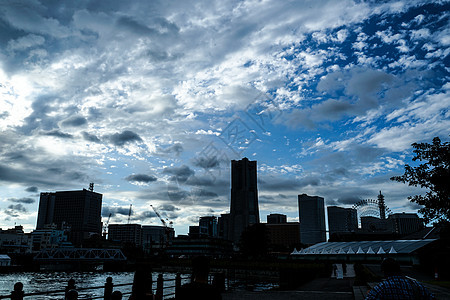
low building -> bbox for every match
[167,235,233,258]
[0,226,32,254]
[0,254,11,266]
[108,224,142,246]
[267,213,287,224]
[141,225,174,253]
[266,222,301,252]
[31,224,71,251]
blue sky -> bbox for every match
[0,0,449,235]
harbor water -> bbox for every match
[0,271,184,299]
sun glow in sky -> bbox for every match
[0,0,449,235]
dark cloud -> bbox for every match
[125,174,158,183]
[61,116,87,127]
[192,156,221,169]
[41,130,74,139]
[5,204,27,217]
[107,130,142,146]
[154,143,183,157]
[259,176,320,192]
[25,186,38,193]
[163,165,195,182]
[82,131,101,143]
[102,206,134,218]
[158,204,180,212]
[8,197,35,204]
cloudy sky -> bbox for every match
[0,0,449,235]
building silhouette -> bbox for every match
[228,158,260,243]
[267,213,287,224]
[327,206,358,238]
[199,216,218,238]
[108,224,142,246]
[36,188,102,245]
[298,194,326,245]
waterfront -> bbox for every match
[0,271,179,299]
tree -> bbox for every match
[391,136,450,223]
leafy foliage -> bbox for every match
[391,137,450,223]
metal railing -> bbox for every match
[0,273,191,300]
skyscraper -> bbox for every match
[229,158,259,243]
[36,188,102,245]
[327,206,358,238]
[298,194,326,245]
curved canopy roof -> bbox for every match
[292,239,436,255]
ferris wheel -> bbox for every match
[352,192,392,225]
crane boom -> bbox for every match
[103,213,112,238]
[150,205,167,227]
[127,204,132,224]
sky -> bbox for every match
[0,0,449,235]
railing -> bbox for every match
[0,273,192,300]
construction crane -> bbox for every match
[150,205,173,249]
[127,204,132,224]
[103,213,112,238]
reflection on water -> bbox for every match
[0,271,278,299]
[0,272,135,299]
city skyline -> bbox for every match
[0,1,449,235]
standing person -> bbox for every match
[128,266,153,299]
[176,256,222,300]
[66,289,78,300]
[111,291,123,300]
[342,263,347,275]
[10,282,24,300]
[65,279,76,300]
[365,258,435,300]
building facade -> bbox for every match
[266,222,301,251]
[298,194,326,245]
[108,224,143,246]
[229,158,259,243]
[388,213,424,235]
[267,213,287,224]
[327,206,358,238]
[36,188,102,245]
[199,216,218,238]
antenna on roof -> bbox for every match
[89,183,94,192]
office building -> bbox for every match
[36,188,102,245]
[199,216,218,238]
[388,213,424,235]
[229,158,259,243]
[298,194,326,245]
[327,206,358,238]
[142,225,174,250]
[266,222,301,251]
[108,224,142,246]
[267,213,287,224]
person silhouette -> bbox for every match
[365,258,435,300]
[111,290,123,300]
[176,256,222,300]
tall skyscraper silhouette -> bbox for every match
[229,157,259,243]
[37,188,102,245]
[298,194,326,245]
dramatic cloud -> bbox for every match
[125,174,158,183]
[25,186,38,193]
[8,197,35,204]
[0,1,448,233]
[107,131,143,146]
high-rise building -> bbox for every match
[327,206,358,238]
[267,213,287,224]
[298,194,326,245]
[229,158,259,243]
[36,188,102,245]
